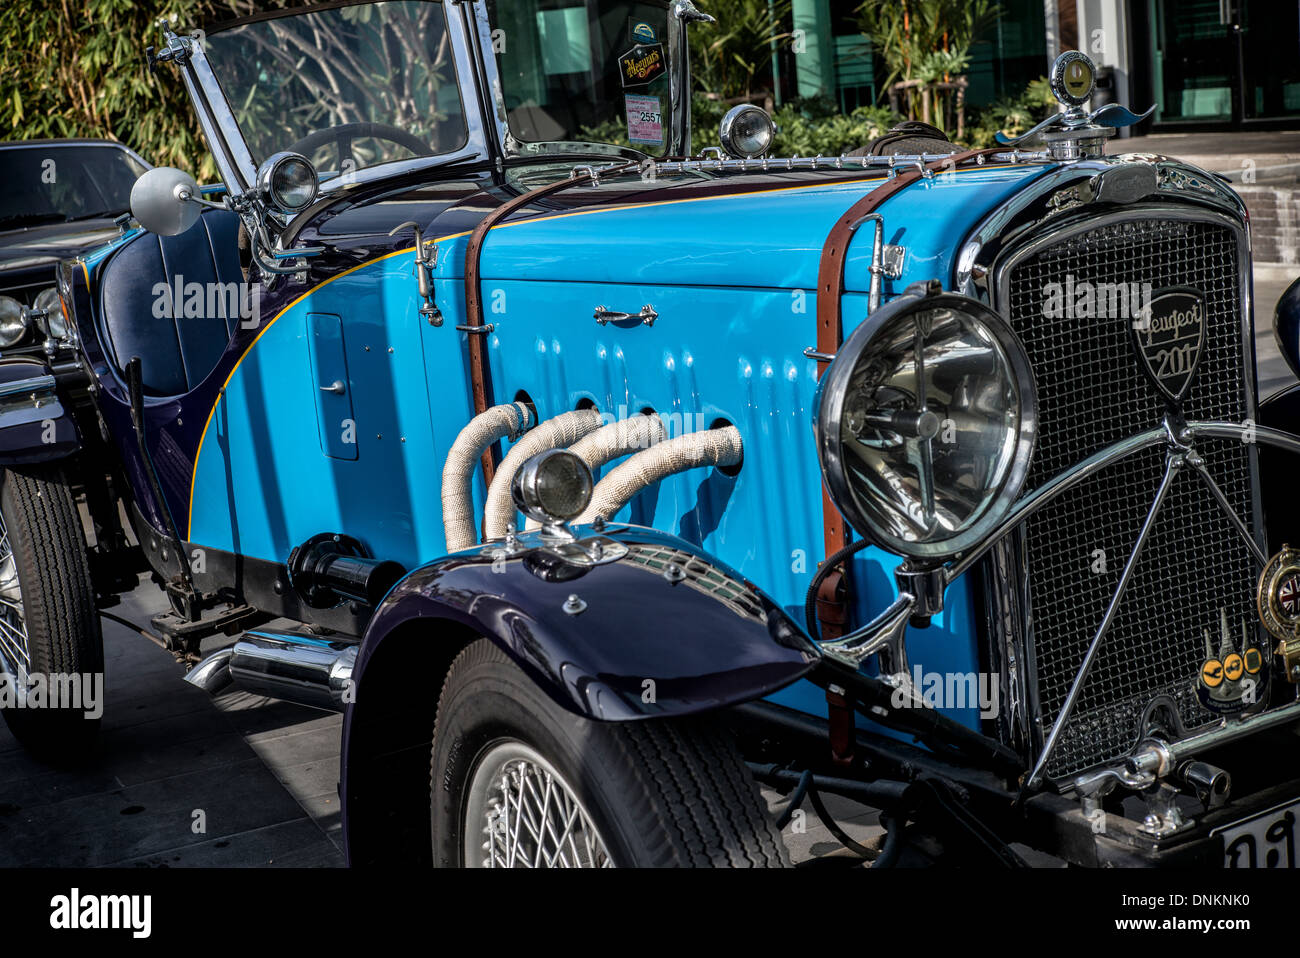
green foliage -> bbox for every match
[583,93,900,158]
[688,0,791,101]
[771,100,897,156]
[963,76,1056,148]
[2,0,1015,177]
[0,1,287,180]
[856,0,999,134]
[857,0,1000,88]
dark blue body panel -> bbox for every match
[353,524,819,721]
[0,358,80,464]
[1272,275,1300,384]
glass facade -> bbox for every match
[812,0,1049,110]
[1144,0,1300,126]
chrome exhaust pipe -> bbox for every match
[184,630,357,712]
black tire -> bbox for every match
[430,638,790,868]
[0,464,103,760]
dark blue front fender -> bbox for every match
[341,525,820,865]
[355,524,820,721]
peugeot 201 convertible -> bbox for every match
[4,0,1300,868]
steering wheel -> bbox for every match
[286,122,433,172]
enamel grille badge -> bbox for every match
[1195,609,1267,716]
[1131,288,1206,403]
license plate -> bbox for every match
[1218,800,1300,867]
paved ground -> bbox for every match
[0,587,345,867]
[0,269,1293,869]
[1123,130,1300,178]
[0,581,884,866]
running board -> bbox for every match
[184,629,357,712]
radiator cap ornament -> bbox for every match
[996,50,1155,159]
[1131,287,1206,403]
[1258,545,1300,682]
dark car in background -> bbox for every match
[0,139,150,354]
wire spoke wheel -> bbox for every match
[430,640,790,868]
[0,509,29,678]
[463,740,613,868]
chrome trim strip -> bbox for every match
[947,426,1169,581]
[951,421,1300,584]
[958,160,1248,299]
[1063,698,1300,795]
[171,33,258,195]
[948,418,1300,791]
[1187,454,1270,567]
[626,151,1045,178]
[0,375,55,399]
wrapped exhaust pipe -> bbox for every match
[524,414,669,530]
[442,402,533,552]
[575,425,742,524]
[482,408,606,540]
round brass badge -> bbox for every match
[1259,545,1300,683]
[1258,545,1300,641]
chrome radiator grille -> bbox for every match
[999,214,1256,778]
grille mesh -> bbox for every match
[1002,216,1256,777]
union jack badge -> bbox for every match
[1258,545,1300,683]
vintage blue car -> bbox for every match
[4,0,1300,868]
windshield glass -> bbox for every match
[0,145,147,229]
[485,0,674,157]
[205,0,468,176]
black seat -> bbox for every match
[98,210,244,397]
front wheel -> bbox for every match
[0,465,103,760]
[430,639,790,868]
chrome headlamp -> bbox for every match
[256,152,319,213]
[816,284,1037,560]
[25,287,69,341]
[719,105,775,159]
[0,296,29,348]
[512,449,594,533]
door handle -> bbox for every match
[594,304,658,327]
[320,380,346,395]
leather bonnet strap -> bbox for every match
[814,147,1003,562]
[462,164,636,484]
